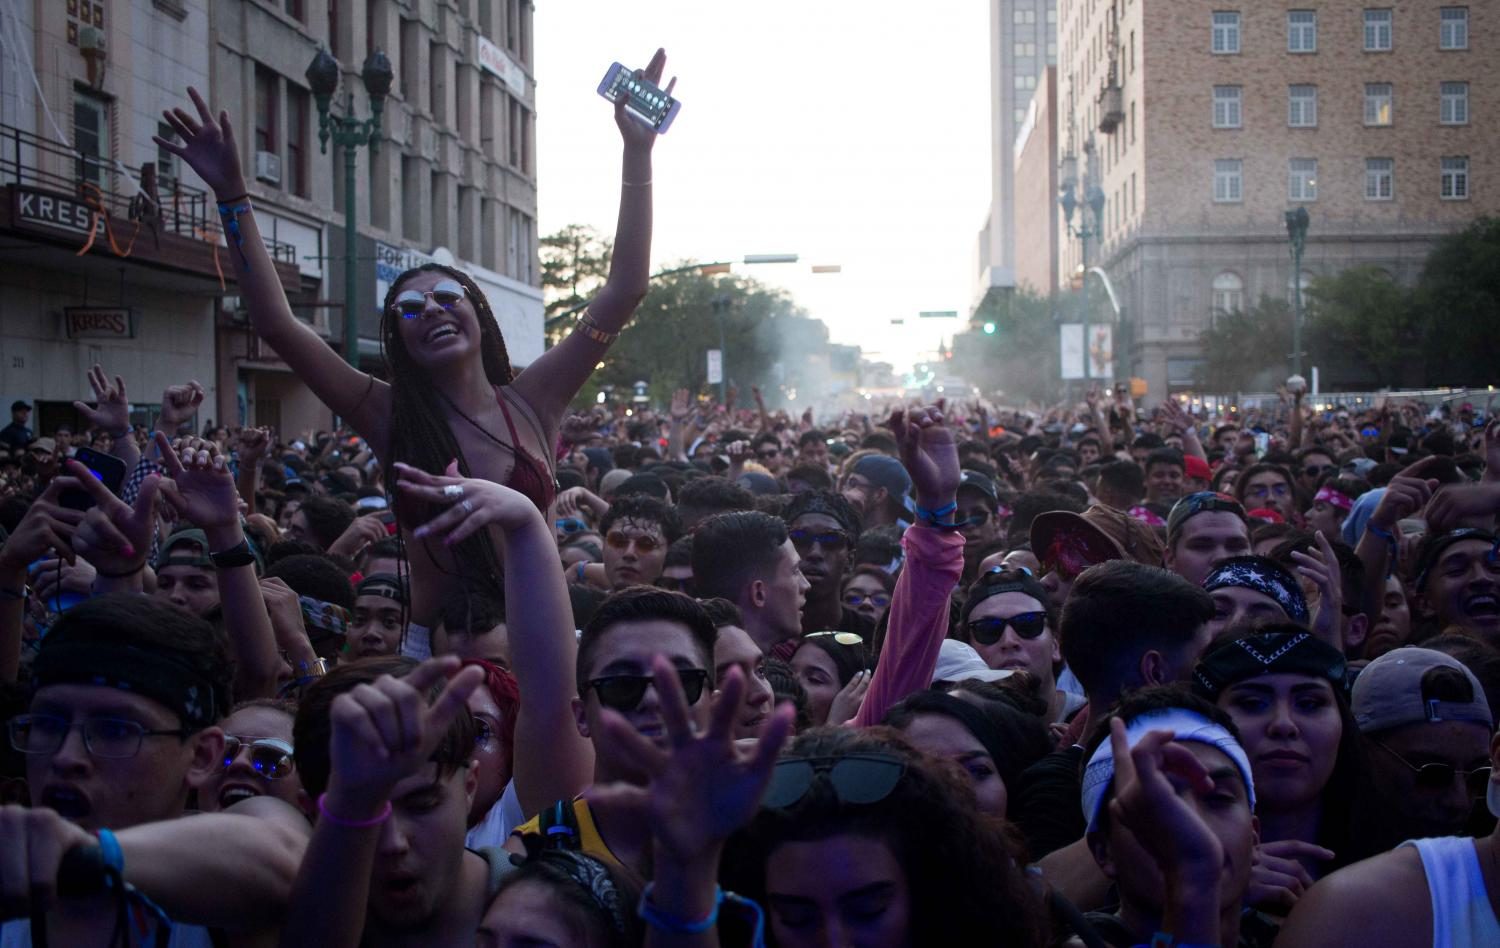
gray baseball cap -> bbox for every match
[1351,647,1492,734]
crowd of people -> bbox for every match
[2,66,1500,947]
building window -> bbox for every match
[1212,11,1241,54]
[1364,9,1392,51]
[508,95,521,168]
[1441,156,1469,199]
[1288,158,1318,201]
[286,85,309,198]
[1014,8,1036,24]
[1213,159,1243,203]
[1213,85,1242,128]
[1014,74,1037,91]
[1365,158,1394,200]
[1440,7,1468,50]
[254,67,277,156]
[1364,83,1393,125]
[1015,41,1037,57]
[1288,10,1317,52]
[1288,85,1318,127]
[1014,107,1028,126]
[1212,272,1245,316]
[155,121,178,185]
[73,89,110,189]
[1440,82,1469,124]
[284,0,303,22]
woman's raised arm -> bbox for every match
[157,88,391,452]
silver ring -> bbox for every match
[461,499,475,514]
[442,484,465,500]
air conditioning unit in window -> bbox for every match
[254,150,281,185]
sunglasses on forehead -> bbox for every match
[762,753,907,810]
[392,279,466,317]
[966,611,1048,645]
[222,736,296,779]
[805,630,865,647]
[585,669,710,712]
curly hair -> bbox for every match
[720,726,1048,947]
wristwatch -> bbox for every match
[209,538,256,570]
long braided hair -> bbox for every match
[380,263,514,610]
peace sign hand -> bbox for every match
[154,87,247,199]
[325,656,485,817]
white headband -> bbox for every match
[1080,707,1256,834]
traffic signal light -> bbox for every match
[982,322,997,335]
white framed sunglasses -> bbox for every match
[392,279,466,318]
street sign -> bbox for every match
[707,349,723,385]
[918,310,958,319]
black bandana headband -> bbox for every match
[784,491,862,539]
[32,641,221,729]
[356,572,408,605]
[1202,555,1309,624]
[1193,630,1347,700]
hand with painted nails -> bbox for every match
[394,460,542,544]
[67,459,158,579]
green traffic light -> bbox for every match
[982,322,997,335]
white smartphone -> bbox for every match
[597,61,680,134]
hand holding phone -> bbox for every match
[60,447,128,511]
[598,54,680,134]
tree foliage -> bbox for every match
[950,289,1066,404]
[1413,216,1500,386]
[1305,266,1418,387]
[540,225,612,347]
[570,261,815,409]
[1194,296,1294,393]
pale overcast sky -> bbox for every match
[533,1,992,374]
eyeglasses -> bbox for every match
[757,448,782,460]
[556,517,588,535]
[762,753,907,810]
[8,713,188,759]
[789,528,850,554]
[584,669,711,712]
[605,531,663,554]
[1247,482,1290,499]
[841,591,891,609]
[392,279,466,317]
[222,736,295,779]
[965,611,1048,645]
[805,630,865,647]
[1372,740,1492,798]
[1303,464,1337,478]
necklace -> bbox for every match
[433,387,518,459]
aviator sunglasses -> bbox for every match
[392,279,466,318]
[1372,741,1492,798]
[221,736,296,779]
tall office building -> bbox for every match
[1054,0,1496,397]
[973,0,1058,313]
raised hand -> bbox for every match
[0,478,87,571]
[891,404,960,510]
[67,459,159,578]
[1424,481,1500,533]
[597,657,793,865]
[158,381,206,434]
[395,460,542,544]
[154,87,247,198]
[156,434,238,530]
[0,804,98,917]
[1246,839,1335,913]
[1369,473,1439,533]
[236,426,272,466]
[260,576,317,673]
[327,512,390,561]
[325,656,485,815]
[614,49,673,151]
[669,388,691,422]
[1107,719,1226,882]
[73,364,129,437]
[1292,531,1344,647]
[827,669,872,727]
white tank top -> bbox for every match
[1403,836,1500,947]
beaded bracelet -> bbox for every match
[316,792,393,828]
[96,828,124,874]
[576,310,621,345]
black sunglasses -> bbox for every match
[762,752,907,810]
[1303,464,1337,478]
[585,669,710,712]
[789,528,850,554]
[965,611,1048,645]
[1373,741,1492,798]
